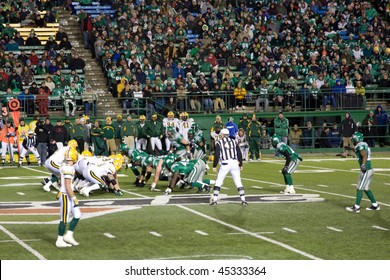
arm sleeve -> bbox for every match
[213,143,221,168]
[236,145,243,166]
[282,149,291,166]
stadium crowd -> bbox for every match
[76,0,390,115]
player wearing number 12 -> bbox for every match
[346,132,380,213]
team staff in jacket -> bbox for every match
[146,114,164,154]
[102,117,116,155]
[136,115,148,151]
[120,115,136,149]
[248,114,262,161]
[341,112,357,157]
[114,115,124,153]
[273,111,289,157]
[70,118,85,153]
[51,119,68,149]
[35,117,51,164]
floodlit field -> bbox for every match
[0,154,389,260]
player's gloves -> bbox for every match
[360,164,366,173]
[282,166,288,174]
[72,196,79,207]
[56,191,62,200]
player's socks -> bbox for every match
[237,186,245,201]
[355,190,364,205]
[364,190,376,204]
[212,186,221,202]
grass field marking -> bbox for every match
[152,254,254,260]
[195,230,208,236]
[22,166,51,175]
[299,163,390,177]
[317,184,329,188]
[151,195,170,205]
[234,176,390,208]
[149,231,162,237]
[351,184,358,186]
[220,186,229,190]
[383,183,390,186]
[326,227,343,232]
[177,205,322,260]
[228,232,274,235]
[282,227,298,233]
[372,226,389,231]
[16,192,25,195]
[0,238,41,243]
[0,183,42,188]
[121,189,151,198]
[0,225,46,260]
[294,170,335,173]
[252,186,263,189]
[103,233,116,239]
[0,176,46,180]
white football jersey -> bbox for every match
[163,117,179,136]
[49,146,70,165]
[60,163,75,194]
[178,118,194,141]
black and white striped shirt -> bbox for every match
[22,136,37,149]
[213,136,242,167]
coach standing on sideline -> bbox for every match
[211,128,247,206]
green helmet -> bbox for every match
[167,126,176,134]
[120,143,129,154]
[271,135,281,148]
[352,132,363,144]
[188,128,194,139]
[191,123,199,132]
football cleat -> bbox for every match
[56,237,72,248]
[163,188,172,195]
[43,184,51,192]
[134,178,139,185]
[63,232,79,246]
[41,178,50,186]
[210,201,218,206]
[139,181,145,188]
[79,187,90,197]
[346,205,360,213]
[203,185,211,194]
[241,201,248,206]
[366,204,380,211]
[18,163,22,168]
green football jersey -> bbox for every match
[170,160,196,175]
[354,142,372,170]
[276,142,303,161]
[169,131,186,151]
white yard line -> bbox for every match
[0,225,46,260]
[228,232,274,235]
[22,166,50,175]
[0,239,41,243]
[177,205,321,260]
[121,189,150,198]
[372,226,389,231]
[317,184,329,188]
[195,230,208,236]
[252,186,263,189]
[103,233,116,238]
[283,227,298,233]
[326,227,343,232]
[149,231,162,237]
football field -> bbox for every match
[0,154,389,261]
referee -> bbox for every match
[211,128,247,206]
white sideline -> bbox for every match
[0,225,46,260]
[177,205,322,260]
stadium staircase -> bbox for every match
[56,8,122,118]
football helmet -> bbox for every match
[114,154,124,163]
[120,143,129,154]
[352,132,363,144]
[191,123,199,132]
[65,148,78,162]
[68,139,78,149]
[271,135,281,148]
[113,159,122,171]
[139,115,146,121]
[81,150,92,157]
[188,129,194,140]
[167,111,174,118]
[167,126,176,135]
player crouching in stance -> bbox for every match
[271,135,302,194]
[163,158,214,195]
[56,148,81,248]
[42,139,79,192]
[346,132,380,213]
[79,155,124,197]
